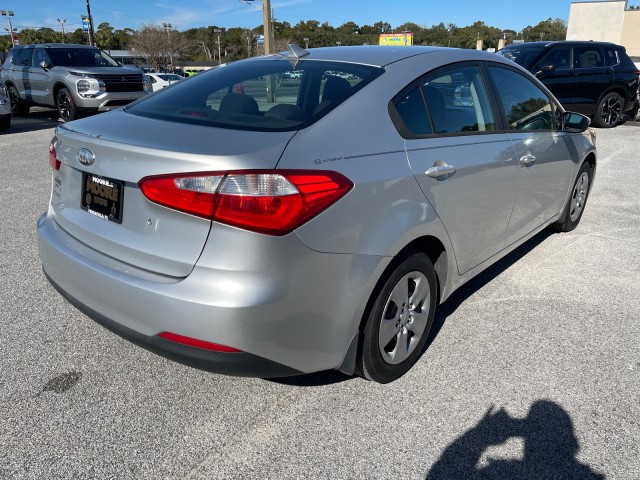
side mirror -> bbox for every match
[563,112,590,133]
[535,64,555,77]
[39,60,52,71]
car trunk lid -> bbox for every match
[50,110,295,277]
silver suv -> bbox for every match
[1,43,151,121]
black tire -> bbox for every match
[592,92,623,128]
[56,87,78,122]
[553,162,592,233]
[0,114,10,132]
[7,85,29,115]
[357,251,437,383]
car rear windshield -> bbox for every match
[496,46,546,68]
[125,59,384,131]
[48,48,120,67]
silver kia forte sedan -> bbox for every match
[38,45,596,383]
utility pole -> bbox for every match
[57,18,67,43]
[86,0,96,46]
[1,10,16,47]
[262,0,272,54]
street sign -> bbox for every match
[257,34,264,46]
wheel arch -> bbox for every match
[53,81,71,99]
[357,234,449,336]
[583,151,597,192]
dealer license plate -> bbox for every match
[81,173,124,224]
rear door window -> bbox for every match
[575,47,605,68]
[393,65,496,136]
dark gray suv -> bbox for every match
[497,41,640,127]
[1,43,151,121]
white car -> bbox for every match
[145,73,184,92]
[0,80,11,132]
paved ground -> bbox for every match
[1,111,638,479]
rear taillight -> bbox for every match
[49,137,61,171]
[158,332,242,353]
[139,170,353,235]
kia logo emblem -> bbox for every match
[77,148,96,166]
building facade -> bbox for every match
[567,1,640,58]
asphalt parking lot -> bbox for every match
[1,110,639,479]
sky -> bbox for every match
[1,0,606,34]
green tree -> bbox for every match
[95,22,115,50]
[522,18,567,41]
[68,28,88,45]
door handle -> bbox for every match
[425,165,456,178]
[519,154,536,165]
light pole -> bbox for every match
[214,29,222,63]
[57,18,67,43]
[1,10,16,47]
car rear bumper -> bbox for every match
[44,269,303,378]
[37,211,385,377]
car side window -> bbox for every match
[534,46,573,71]
[31,49,50,68]
[575,47,604,68]
[488,66,557,131]
[604,48,619,66]
[16,48,31,67]
[420,65,496,134]
[394,87,434,135]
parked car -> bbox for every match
[497,40,640,128]
[0,43,152,121]
[144,73,184,91]
[38,45,596,383]
[0,80,10,131]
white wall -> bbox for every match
[566,1,627,43]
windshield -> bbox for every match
[48,48,120,68]
[126,58,383,132]
[496,46,546,68]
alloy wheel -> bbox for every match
[569,171,589,222]
[378,271,431,365]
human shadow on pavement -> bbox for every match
[425,400,604,479]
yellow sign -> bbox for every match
[379,33,414,46]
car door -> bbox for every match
[531,45,578,110]
[486,65,575,245]
[10,47,31,98]
[572,45,614,116]
[395,64,518,275]
[28,48,53,106]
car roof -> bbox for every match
[502,40,622,49]
[12,43,98,50]
[259,45,499,68]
